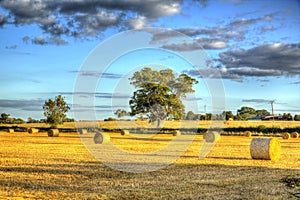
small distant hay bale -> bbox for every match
[203,131,220,143]
[172,130,181,136]
[48,129,59,137]
[282,132,290,140]
[8,128,14,133]
[94,132,110,144]
[28,128,39,134]
[79,129,87,135]
[120,130,130,136]
[291,132,299,138]
[244,131,252,137]
[250,137,281,161]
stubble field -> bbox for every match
[0,121,299,199]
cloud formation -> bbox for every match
[242,99,271,103]
[0,99,44,111]
[0,0,207,44]
[219,43,300,76]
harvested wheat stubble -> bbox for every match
[282,132,291,140]
[47,129,59,137]
[94,132,110,144]
[8,128,14,133]
[79,129,87,135]
[120,130,130,136]
[250,137,281,161]
[203,131,220,143]
[172,130,181,136]
[244,131,252,137]
[291,131,299,138]
[28,128,38,134]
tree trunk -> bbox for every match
[157,118,161,128]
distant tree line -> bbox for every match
[184,106,298,121]
[113,106,300,121]
[0,113,75,124]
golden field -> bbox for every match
[0,122,299,199]
[5,120,300,130]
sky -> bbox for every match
[0,0,299,121]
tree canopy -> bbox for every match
[43,95,70,128]
[128,68,198,124]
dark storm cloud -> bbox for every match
[219,43,300,76]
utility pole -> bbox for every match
[204,105,207,120]
[270,100,274,116]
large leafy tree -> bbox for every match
[129,68,198,125]
[43,95,70,128]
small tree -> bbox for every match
[294,114,300,121]
[0,113,10,123]
[185,111,195,120]
[114,109,128,119]
[43,95,70,128]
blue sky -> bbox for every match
[0,0,299,120]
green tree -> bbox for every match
[256,109,270,117]
[236,106,256,120]
[27,117,39,123]
[114,109,128,119]
[43,95,70,128]
[282,113,293,120]
[294,114,300,121]
[222,111,234,120]
[129,68,198,126]
[185,111,195,120]
[0,113,10,123]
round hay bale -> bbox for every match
[244,131,252,137]
[8,128,14,133]
[291,132,299,138]
[172,130,181,136]
[48,129,59,137]
[250,137,281,161]
[282,132,290,140]
[120,130,130,136]
[203,131,220,143]
[79,129,87,135]
[28,128,39,134]
[94,132,110,144]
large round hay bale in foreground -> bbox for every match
[291,132,299,138]
[8,128,14,133]
[172,130,181,136]
[250,137,281,161]
[282,132,290,140]
[79,129,87,135]
[94,132,110,144]
[203,131,220,143]
[28,128,39,134]
[48,129,59,137]
[244,131,252,137]
[120,130,130,136]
